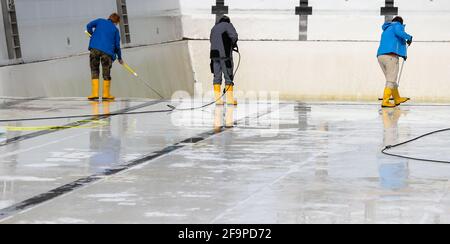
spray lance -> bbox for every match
[396,42,410,88]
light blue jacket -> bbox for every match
[377,22,412,59]
[87,18,122,61]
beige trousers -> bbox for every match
[378,55,399,89]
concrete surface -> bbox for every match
[0,97,449,224]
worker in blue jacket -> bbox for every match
[86,13,124,101]
[377,16,413,108]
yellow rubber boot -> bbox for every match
[214,84,224,105]
[392,88,410,106]
[102,80,115,101]
[88,79,100,100]
[225,85,238,106]
[382,88,396,108]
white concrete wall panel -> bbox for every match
[190,40,450,102]
[308,0,384,41]
[13,0,185,63]
[126,0,183,46]
[0,41,194,98]
[181,0,450,41]
[396,0,450,41]
[180,0,299,40]
[1,0,450,101]
[15,0,116,62]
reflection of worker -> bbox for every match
[0,126,6,145]
[214,106,223,133]
[210,15,238,106]
[377,16,413,108]
[381,108,402,145]
[296,103,311,131]
[213,106,235,132]
[378,108,409,190]
[90,100,111,118]
[86,13,124,101]
[89,101,121,171]
[225,106,235,128]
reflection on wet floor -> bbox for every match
[0,127,6,146]
[214,106,236,132]
[0,98,450,223]
[379,108,410,191]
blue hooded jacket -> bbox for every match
[377,22,412,59]
[87,18,122,61]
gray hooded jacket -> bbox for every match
[210,22,238,59]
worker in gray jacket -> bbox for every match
[210,15,239,105]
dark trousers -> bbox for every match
[211,58,234,85]
[90,49,112,80]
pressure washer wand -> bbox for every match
[134,75,165,100]
[397,58,406,87]
[397,45,409,87]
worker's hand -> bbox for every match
[118,59,124,65]
[407,37,413,46]
[233,43,239,53]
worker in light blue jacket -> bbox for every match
[86,13,123,101]
[377,16,413,108]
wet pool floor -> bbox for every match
[0,97,449,224]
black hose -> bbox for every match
[0,108,175,123]
[382,128,450,164]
